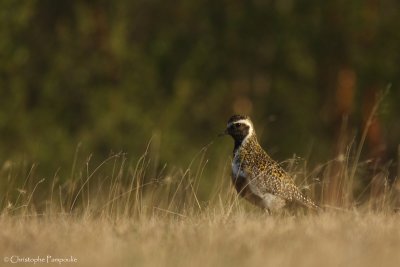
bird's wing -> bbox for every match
[248,164,319,209]
[249,168,295,200]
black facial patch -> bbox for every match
[226,122,250,149]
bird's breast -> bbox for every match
[232,153,246,178]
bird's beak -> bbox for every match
[217,128,228,137]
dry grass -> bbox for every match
[1,92,399,267]
[1,149,399,267]
[1,212,400,267]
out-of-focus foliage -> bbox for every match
[0,0,399,178]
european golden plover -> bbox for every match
[221,114,318,213]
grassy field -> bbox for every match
[1,141,400,267]
[1,211,400,267]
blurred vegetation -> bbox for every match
[0,0,399,193]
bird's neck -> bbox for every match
[233,133,259,154]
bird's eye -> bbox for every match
[234,123,242,128]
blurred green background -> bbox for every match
[1,1,399,182]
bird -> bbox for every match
[221,114,319,213]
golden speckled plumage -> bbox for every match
[224,114,318,212]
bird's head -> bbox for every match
[220,114,255,145]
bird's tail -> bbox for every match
[294,190,321,211]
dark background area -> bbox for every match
[1,1,399,189]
